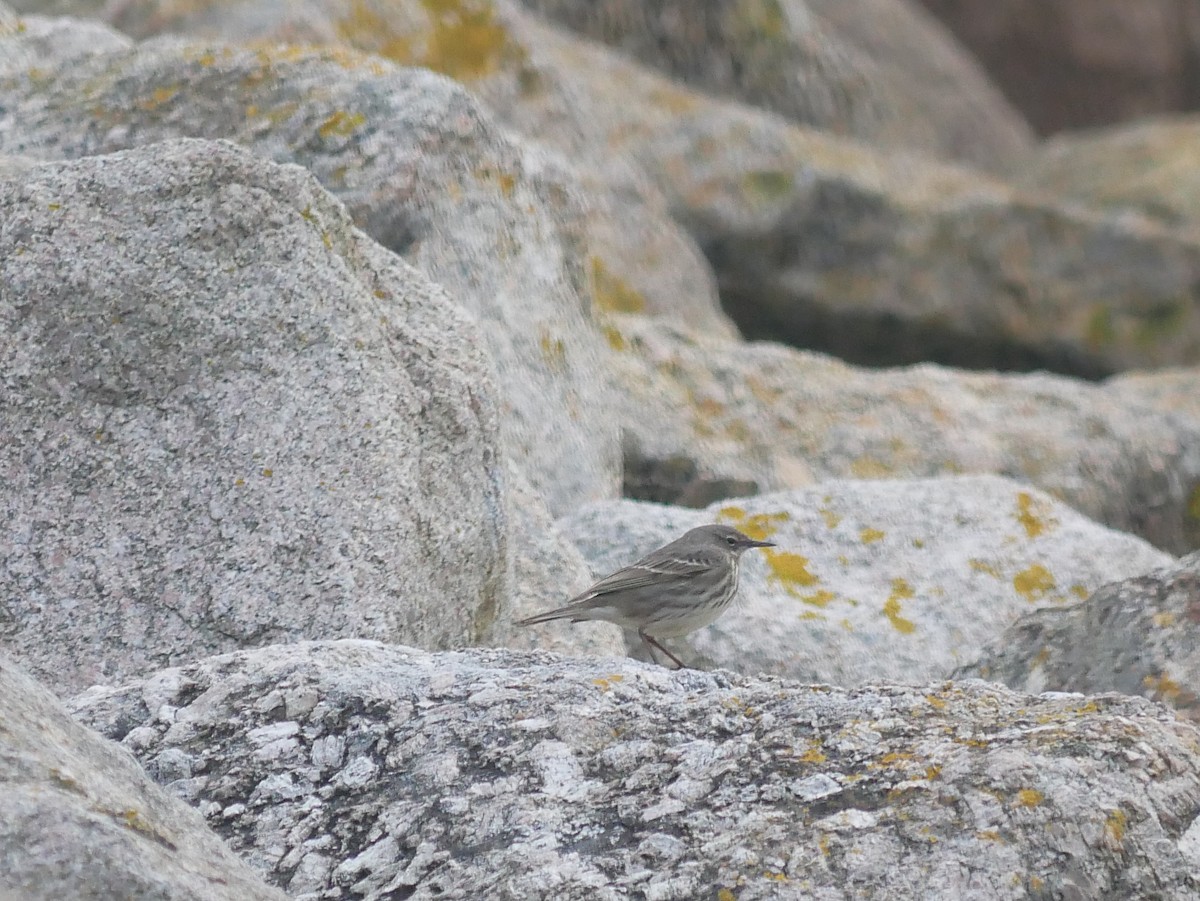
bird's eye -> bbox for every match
[726,536,737,545]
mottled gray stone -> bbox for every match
[1,139,506,693]
[556,476,1171,682]
[604,317,1200,552]
[68,640,1200,900]
[961,552,1200,723]
[1,654,286,901]
[0,22,621,514]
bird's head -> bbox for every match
[697,523,776,554]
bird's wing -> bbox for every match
[570,552,714,604]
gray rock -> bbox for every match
[557,476,1172,682]
[0,22,621,514]
[961,552,1200,723]
[520,0,1035,170]
[68,640,1200,900]
[1,139,506,693]
[1,654,286,901]
[605,316,1200,552]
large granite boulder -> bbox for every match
[554,476,1171,682]
[1,140,507,693]
[1,655,286,901]
[961,552,1200,724]
[0,18,624,514]
[606,316,1200,552]
[69,641,1200,900]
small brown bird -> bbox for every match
[518,523,775,668]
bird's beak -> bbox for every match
[743,538,775,549]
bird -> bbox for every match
[517,523,775,668]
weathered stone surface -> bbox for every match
[1,140,506,693]
[557,477,1172,682]
[917,0,1200,134]
[68,641,1200,900]
[486,461,626,658]
[606,317,1200,552]
[1014,117,1200,227]
[961,553,1200,723]
[1,655,286,901]
[518,0,1033,170]
[0,22,622,514]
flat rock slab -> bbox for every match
[962,551,1200,723]
[557,475,1171,683]
[68,641,1200,900]
[1,655,285,901]
[1,139,506,693]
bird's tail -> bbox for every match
[516,605,579,626]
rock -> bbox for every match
[606,317,1200,552]
[557,476,1172,682]
[917,0,1200,134]
[1,654,285,901]
[1,140,506,694]
[1014,117,1200,227]
[68,640,1200,900]
[485,461,626,658]
[961,552,1200,724]
[0,21,623,514]
[518,0,1034,170]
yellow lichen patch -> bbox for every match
[977,830,1005,843]
[334,0,415,62]
[1188,484,1200,521]
[1015,491,1056,539]
[590,257,647,314]
[969,559,1002,578]
[762,871,789,883]
[818,504,841,529]
[1144,672,1183,703]
[717,889,737,901]
[798,610,826,621]
[718,508,790,542]
[883,578,917,634]
[591,674,624,691]
[817,833,831,856]
[766,550,819,593]
[1015,789,1043,808]
[860,527,885,544]
[925,694,947,710]
[850,456,893,478]
[1069,584,1090,600]
[318,110,367,139]
[872,752,915,769]
[1105,809,1127,844]
[135,85,180,112]
[801,589,836,608]
[840,618,854,631]
[742,170,795,203]
[1013,564,1055,602]
[601,323,628,352]
[1153,611,1177,628]
[797,743,826,764]
[924,765,941,780]
[538,330,567,370]
[419,0,513,81]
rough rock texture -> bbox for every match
[0,22,623,514]
[486,461,626,658]
[1,655,286,901]
[518,0,1033,170]
[606,317,1200,552]
[961,553,1200,723]
[555,477,1172,682]
[1014,117,1200,227]
[68,641,1200,901]
[918,0,1200,135]
[489,18,1200,376]
[1,140,507,694]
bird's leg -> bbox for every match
[639,630,688,670]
